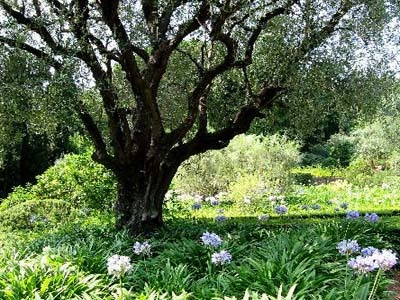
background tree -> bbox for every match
[0,0,397,232]
[0,48,80,197]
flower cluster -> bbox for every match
[205,196,220,206]
[243,196,251,204]
[301,205,309,210]
[107,255,132,277]
[200,232,222,247]
[133,241,152,256]
[211,250,232,266]
[340,203,349,209]
[364,213,379,223]
[346,210,360,220]
[215,215,227,222]
[348,249,398,274]
[192,202,202,210]
[274,205,288,214]
[337,240,360,255]
[361,246,378,257]
[311,204,321,210]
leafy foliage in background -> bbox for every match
[0,147,116,230]
[0,49,80,195]
[175,134,301,197]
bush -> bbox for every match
[302,134,354,168]
[325,133,354,167]
[0,199,72,230]
[1,151,117,213]
[174,134,301,197]
[351,117,400,169]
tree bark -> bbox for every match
[114,163,177,233]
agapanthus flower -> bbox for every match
[274,205,288,214]
[206,196,219,206]
[361,247,378,257]
[312,204,321,210]
[348,255,378,274]
[133,241,152,256]
[258,214,269,221]
[301,205,310,210]
[346,210,360,220]
[107,255,132,277]
[365,213,379,223]
[340,203,349,209]
[337,240,360,255]
[192,202,202,210]
[371,249,398,270]
[243,196,251,204]
[194,194,203,202]
[215,215,227,222]
[200,232,222,247]
[211,250,232,265]
[348,249,398,274]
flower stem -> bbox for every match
[120,277,124,300]
[368,269,381,300]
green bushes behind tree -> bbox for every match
[174,134,301,199]
[0,148,116,230]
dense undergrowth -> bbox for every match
[0,133,399,299]
[0,212,399,299]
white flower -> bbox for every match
[211,250,232,265]
[133,241,152,256]
[107,255,132,277]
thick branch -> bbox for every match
[0,36,62,69]
[167,87,284,164]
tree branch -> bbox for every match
[0,36,62,69]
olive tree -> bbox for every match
[0,0,395,232]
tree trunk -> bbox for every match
[114,164,177,234]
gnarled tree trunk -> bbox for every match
[114,163,178,233]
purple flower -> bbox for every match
[348,255,378,274]
[348,249,398,274]
[211,250,232,265]
[365,213,379,223]
[215,215,227,222]
[192,202,202,210]
[340,203,349,209]
[274,205,288,215]
[346,210,360,220]
[361,247,378,257]
[200,232,222,247]
[258,214,269,221]
[301,205,310,210]
[311,204,321,210]
[337,240,360,255]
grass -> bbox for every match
[0,166,400,299]
[0,211,399,299]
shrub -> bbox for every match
[0,199,72,230]
[0,151,117,214]
[325,133,355,167]
[174,134,301,197]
